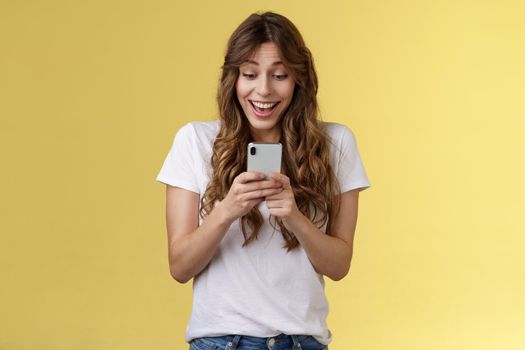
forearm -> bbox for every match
[285,213,353,281]
[169,204,234,283]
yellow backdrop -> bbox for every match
[1,1,524,349]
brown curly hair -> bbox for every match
[200,11,340,251]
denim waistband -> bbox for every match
[192,333,316,350]
[229,334,301,349]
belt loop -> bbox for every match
[227,335,241,350]
[291,335,302,350]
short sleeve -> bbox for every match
[155,123,200,193]
[333,125,371,193]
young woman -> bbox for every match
[156,11,371,350]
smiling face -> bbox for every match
[236,42,296,143]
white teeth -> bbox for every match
[252,101,277,109]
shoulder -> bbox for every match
[173,119,220,144]
[319,121,357,145]
[177,119,219,136]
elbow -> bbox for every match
[329,274,346,282]
[329,269,349,281]
[325,241,354,281]
[168,248,194,283]
[171,273,191,284]
[169,265,192,284]
[328,261,351,281]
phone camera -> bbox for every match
[250,147,256,155]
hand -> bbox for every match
[265,173,302,226]
[219,171,283,223]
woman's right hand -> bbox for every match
[218,171,283,223]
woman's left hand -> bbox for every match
[265,173,302,228]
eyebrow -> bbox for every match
[243,59,284,66]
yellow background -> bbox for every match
[1,1,524,349]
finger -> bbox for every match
[247,198,263,208]
[267,207,287,217]
[242,187,283,201]
[265,191,284,201]
[265,199,284,208]
[270,173,291,189]
[235,171,265,184]
[241,179,282,193]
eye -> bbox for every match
[274,74,288,80]
[241,73,256,79]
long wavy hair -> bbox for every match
[200,11,341,251]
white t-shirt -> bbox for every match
[156,120,371,345]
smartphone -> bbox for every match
[247,142,282,180]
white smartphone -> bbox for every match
[247,142,282,180]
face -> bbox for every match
[236,42,295,143]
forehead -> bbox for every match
[243,42,283,66]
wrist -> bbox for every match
[213,201,236,228]
[283,208,306,232]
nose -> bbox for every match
[256,76,272,97]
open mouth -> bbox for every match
[249,100,280,117]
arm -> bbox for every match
[165,186,232,284]
[164,172,283,284]
[267,173,360,281]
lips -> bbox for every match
[249,100,280,118]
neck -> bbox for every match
[250,127,281,143]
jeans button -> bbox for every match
[268,338,276,346]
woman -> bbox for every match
[156,11,371,350]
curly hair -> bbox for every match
[199,11,340,251]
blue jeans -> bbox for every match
[189,333,328,350]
